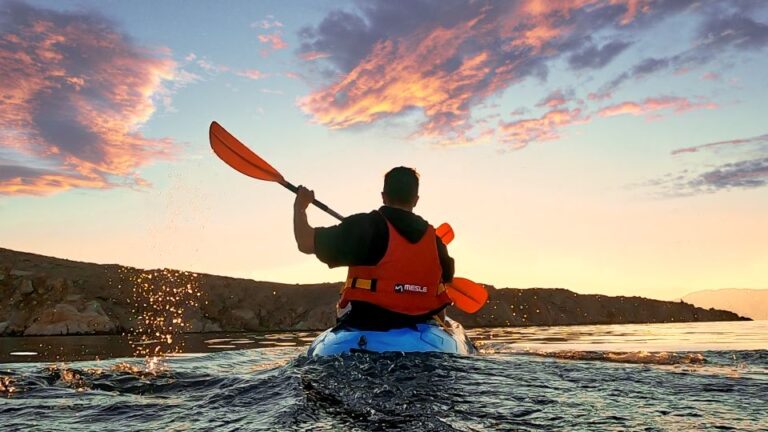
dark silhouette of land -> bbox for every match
[0,247,748,336]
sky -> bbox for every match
[1,0,767,301]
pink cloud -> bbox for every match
[237,69,267,80]
[0,2,177,196]
[701,72,720,81]
[597,97,717,118]
[258,32,287,50]
[196,58,230,73]
[499,108,588,149]
[300,51,331,61]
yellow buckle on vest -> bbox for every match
[344,277,375,290]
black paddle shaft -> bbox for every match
[280,180,344,221]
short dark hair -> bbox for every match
[383,166,419,206]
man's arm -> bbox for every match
[436,236,454,282]
[293,186,315,254]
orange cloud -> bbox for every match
[499,108,588,149]
[598,96,717,118]
[0,2,177,196]
[299,0,648,146]
[0,165,111,196]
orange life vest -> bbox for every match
[338,217,451,316]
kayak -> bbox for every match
[307,316,476,357]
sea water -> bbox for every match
[1,321,766,431]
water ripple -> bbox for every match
[1,322,767,431]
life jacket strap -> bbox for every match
[343,277,377,292]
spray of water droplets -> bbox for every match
[0,376,16,396]
[121,267,203,372]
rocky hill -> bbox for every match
[0,247,748,336]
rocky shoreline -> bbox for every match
[0,247,748,336]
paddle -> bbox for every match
[447,278,488,314]
[435,223,455,245]
[209,121,343,221]
[209,121,488,313]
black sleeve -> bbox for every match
[314,212,387,268]
[435,235,455,283]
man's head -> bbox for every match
[382,166,419,210]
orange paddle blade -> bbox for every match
[447,277,488,314]
[436,223,455,245]
[209,121,285,183]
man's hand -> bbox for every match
[294,186,315,211]
[293,186,315,254]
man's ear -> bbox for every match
[413,195,419,207]
[381,191,388,205]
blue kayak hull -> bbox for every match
[307,317,476,356]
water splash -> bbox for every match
[46,364,90,391]
[122,267,203,372]
[0,376,16,396]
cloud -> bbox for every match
[568,40,632,70]
[696,158,768,190]
[600,2,768,96]
[251,16,283,30]
[499,94,715,149]
[236,69,267,80]
[258,32,287,50]
[598,96,717,118]
[0,1,177,196]
[696,8,768,51]
[600,56,674,95]
[499,108,588,150]
[671,133,768,155]
[650,157,768,196]
[196,58,230,73]
[297,0,767,148]
[298,0,655,145]
[643,132,768,196]
[300,51,331,61]
[536,89,573,109]
[0,163,108,195]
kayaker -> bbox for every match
[293,167,454,330]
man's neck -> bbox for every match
[383,204,414,212]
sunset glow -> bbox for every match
[1,0,766,301]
